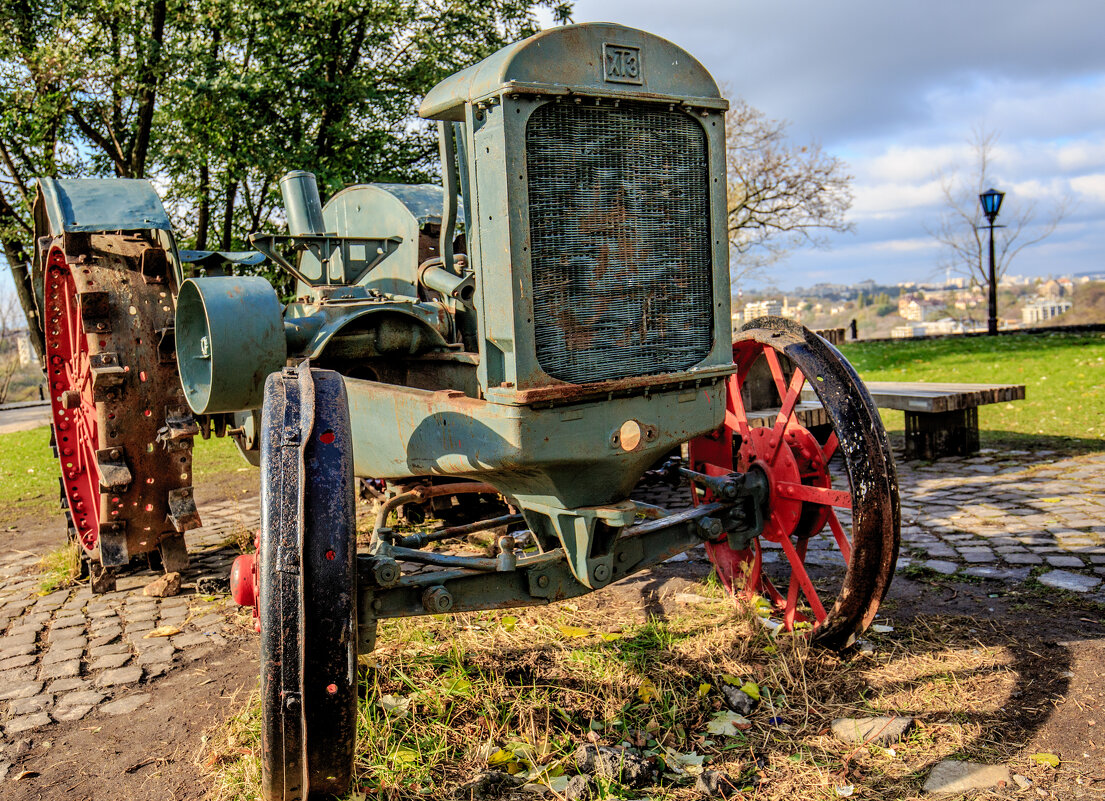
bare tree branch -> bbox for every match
[724,97,853,290]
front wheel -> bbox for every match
[258,362,358,800]
[688,318,900,649]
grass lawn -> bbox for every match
[840,331,1105,454]
[0,424,248,525]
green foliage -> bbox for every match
[0,0,573,265]
[841,331,1105,452]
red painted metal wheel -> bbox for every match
[44,249,102,553]
[688,318,899,648]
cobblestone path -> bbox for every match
[0,495,259,747]
[0,447,1102,747]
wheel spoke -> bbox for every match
[778,535,827,622]
[726,377,753,441]
[775,481,852,508]
[822,431,840,462]
[827,510,853,563]
[766,368,807,465]
[762,346,788,399]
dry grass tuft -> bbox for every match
[203,587,1049,801]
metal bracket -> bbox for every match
[522,500,637,589]
[139,247,168,283]
[95,447,133,492]
[98,520,129,566]
[167,487,201,532]
[159,406,200,442]
[78,290,111,333]
[156,326,176,364]
[249,232,401,287]
[90,352,126,401]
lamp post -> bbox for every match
[979,187,1005,335]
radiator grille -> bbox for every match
[525,100,714,384]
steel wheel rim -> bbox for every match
[44,249,101,553]
[689,319,899,647]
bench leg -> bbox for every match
[903,408,979,460]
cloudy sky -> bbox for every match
[557,0,1105,290]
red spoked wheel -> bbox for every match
[44,249,102,553]
[689,317,899,648]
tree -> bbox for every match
[724,97,853,289]
[0,290,26,403]
[0,0,573,278]
[928,129,1068,333]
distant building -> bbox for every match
[15,331,33,366]
[1022,297,1072,324]
[898,294,943,322]
[743,299,782,323]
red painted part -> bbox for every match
[688,339,853,631]
[44,251,101,552]
[230,553,258,607]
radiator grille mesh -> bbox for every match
[525,100,714,384]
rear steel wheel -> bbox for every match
[42,236,199,588]
[688,317,899,648]
[260,363,357,801]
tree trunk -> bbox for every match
[196,163,210,251]
[221,179,238,251]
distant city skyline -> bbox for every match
[558,1,1105,290]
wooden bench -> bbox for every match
[745,382,1025,460]
[858,382,1025,460]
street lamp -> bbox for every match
[979,188,1005,334]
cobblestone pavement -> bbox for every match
[0,495,259,744]
[0,447,1102,746]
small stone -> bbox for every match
[0,654,37,671]
[1038,570,1101,593]
[89,652,131,671]
[57,690,104,708]
[95,666,143,688]
[196,576,230,594]
[695,769,740,799]
[0,680,43,701]
[100,693,151,715]
[189,613,226,630]
[1046,555,1084,568]
[2,712,52,734]
[8,694,53,715]
[574,744,654,788]
[721,686,756,715]
[53,704,93,722]
[38,660,80,680]
[563,775,595,801]
[923,760,1010,794]
[48,677,90,693]
[143,572,182,598]
[42,647,82,666]
[1004,553,1043,565]
[923,560,958,575]
[1013,774,1032,790]
[453,770,523,799]
[831,716,914,746]
[136,646,174,666]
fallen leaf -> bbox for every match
[378,694,410,718]
[487,748,515,766]
[391,746,419,765]
[557,625,591,638]
[698,682,712,698]
[143,625,181,638]
[1030,753,1060,768]
[15,770,39,780]
[599,632,622,642]
[500,616,517,632]
[637,678,660,703]
[706,711,751,736]
[720,674,741,686]
[441,677,472,694]
[835,784,855,797]
[739,681,760,701]
[871,624,894,634]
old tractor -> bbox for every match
[13,21,898,799]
